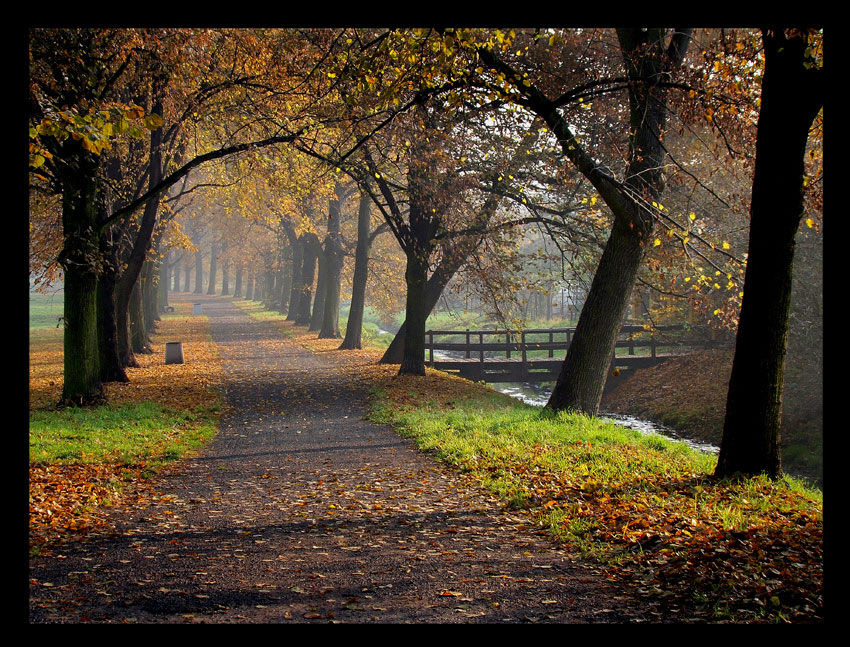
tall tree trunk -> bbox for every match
[55,139,105,405]
[207,242,218,294]
[339,192,373,349]
[398,243,430,376]
[233,263,243,298]
[221,253,230,296]
[183,264,191,292]
[114,97,164,368]
[286,233,304,321]
[159,251,170,311]
[97,221,128,383]
[245,269,254,300]
[541,28,691,415]
[319,184,344,338]
[545,216,646,411]
[310,244,328,331]
[130,276,151,354]
[296,232,320,325]
[194,250,204,294]
[277,244,291,315]
[715,29,822,479]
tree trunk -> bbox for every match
[320,185,344,339]
[310,244,327,331]
[130,277,151,354]
[245,269,254,300]
[207,242,218,294]
[339,192,373,349]
[97,223,128,383]
[543,28,689,415]
[183,264,191,292]
[194,250,204,294]
[545,216,646,412]
[221,252,230,296]
[715,30,822,480]
[114,101,164,368]
[296,232,320,325]
[286,233,304,321]
[234,263,243,298]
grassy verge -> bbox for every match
[368,369,823,623]
[29,299,225,555]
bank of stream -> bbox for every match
[495,381,721,455]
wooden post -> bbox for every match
[465,329,471,359]
[506,331,511,359]
[479,332,484,364]
[548,331,554,358]
[521,331,527,365]
[428,330,434,366]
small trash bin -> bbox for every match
[165,341,184,364]
[193,303,203,315]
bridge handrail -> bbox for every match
[425,324,690,364]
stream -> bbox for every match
[418,341,720,455]
[495,381,719,455]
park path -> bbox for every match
[29,294,664,624]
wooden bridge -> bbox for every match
[425,324,689,383]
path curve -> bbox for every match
[29,295,666,624]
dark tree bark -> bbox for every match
[319,184,344,339]
[97,223,128,383]
[115,96,165,368]
[339,192,374,349]
[285,231,304,321]
[540,29,691,414]
[715,29,823,480]
[296,232,320,325]
[129,276,152,354]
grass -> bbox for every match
[30,401,216,471]
[29,297,225,554]
[29,296,822,621]
[368,368,823,623]
[29,290,65,330]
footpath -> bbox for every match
[29,295,668,624]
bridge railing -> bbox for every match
[424,324,688,365]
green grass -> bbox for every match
[368,374,822,621]
[29,291,64,330]
[29,401,218,472]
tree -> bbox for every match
[714,29,823,479]
[465,28,693,414]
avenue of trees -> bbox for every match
[29,27,823,480]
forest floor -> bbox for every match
[29,294,675,624]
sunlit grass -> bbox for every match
[28,298,225,552]
[368,367,822,622]
[29,401,216,470]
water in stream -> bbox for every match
[493,381,720,455]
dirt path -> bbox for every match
[29,295,668,624]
